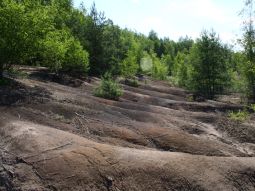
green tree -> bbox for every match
[0,0,89,77]
[173,52,189,87]
[86,2,107,75]
[151,53,168,80]
[240,0,255,102]
[102,22,122,75]
[120,47,139,78]
[189,31,230,99]
[0,1,27,77]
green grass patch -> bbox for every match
[8,68,28,79]
[228,110,250,122]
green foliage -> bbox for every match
[63,37,89,75]
[120,38,140,78]
[161,54,174,75]
[188,31,230,99]
[150,54,168,80]
[0,0,89,77]
[175,36,194,54]
[8,68,28,79]
[1,0,252,100]
[228,110,249,122]
[250,104,255,112]
[41,30,89,75]
[172,52,189,87]
[240,0,255,102]
[94,74,123,100]
[0,0,27,76]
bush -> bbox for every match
[228,110,249,122]
[94,74,123,100]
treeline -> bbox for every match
[0,0,254,101]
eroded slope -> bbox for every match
[1,67,255,190]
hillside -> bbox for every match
[1,67,255,191]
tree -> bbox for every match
[120,44,139,78]
[86,2,107,75]
[102,22,122,75]
[189,31,230,99]
[151,53,168,80]
[0,1,27,77]
[175,36,194,54]
[240,0,255,102]
[173,52,189,87]
[0,0,89,77]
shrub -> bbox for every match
[228,110,249,122]
[94,74,123,100]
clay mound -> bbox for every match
[0,67,255,190]
[1,120,255,191]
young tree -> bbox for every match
[86,3,107,75]
[189,31,230,99]
[102,22,122,75]
[151,53,168,80]
[172,52,189,87]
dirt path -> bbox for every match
[0,67,255,190]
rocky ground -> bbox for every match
[0,66,255,191]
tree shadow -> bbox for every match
[0,78,51,106]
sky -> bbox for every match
[73,0,244,46]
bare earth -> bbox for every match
[1,67,255,191]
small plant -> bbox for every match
[94,74,123,100]
[250,104,255,112]
[228,110,249,122]
[8,68,28,79]
[186,95,194,102]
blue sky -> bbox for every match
[73,0,243,45]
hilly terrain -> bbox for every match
[0,67,255,191]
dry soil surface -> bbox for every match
[1,67,255,191]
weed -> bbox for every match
[8,68,28,79]
[228,110,249,122]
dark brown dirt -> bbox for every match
[0,66,255,190]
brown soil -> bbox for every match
[0,66,255,190]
